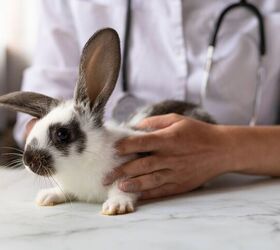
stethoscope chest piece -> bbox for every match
[112,0,147,123]
[112,93,147,123]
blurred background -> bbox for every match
[0,0,38,162]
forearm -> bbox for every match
[220,125,280,176]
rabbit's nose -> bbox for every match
[23,150,34,168]
[23,147,55,176]
[23,149,40,173]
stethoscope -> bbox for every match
[114,0,266,126]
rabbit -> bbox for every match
[0,28,215,216]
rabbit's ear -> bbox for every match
[74,28,121,125]
[0,91,59,118]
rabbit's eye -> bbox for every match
[56,128,71,143]
[49,119,86,155]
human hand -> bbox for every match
[104,114,233,199]
[24,118,38,141]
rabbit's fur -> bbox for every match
[27,99,140,215]
[0,28,214,215]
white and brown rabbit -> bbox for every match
[0,28,214,215]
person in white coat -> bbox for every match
[16,0,280,199]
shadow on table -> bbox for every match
[139,174,280,206]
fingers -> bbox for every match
[118,169,172,192]
[140,183,180,200]
[116,132,164,155]
[103,156,171,185]
[136,113,184,130]
[24,118,38,140]
[116,114,185,155]
[26,118,38,131]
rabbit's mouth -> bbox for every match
[23,145,55,176]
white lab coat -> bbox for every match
[14,0,280,145]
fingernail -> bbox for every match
[119,181,138,192]
[115,141,125,155]
[102,177,112,186]
[102,171,119,185]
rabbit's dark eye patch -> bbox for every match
[49,118,86,156]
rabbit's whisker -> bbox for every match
[1,158,23,168]
[1,162,23,170]
[2,153,23,157]
[45,168,73,207]
[0,146,24,153]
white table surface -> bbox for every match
[0,168,280,250]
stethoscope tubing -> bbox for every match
[210,0,266,56]
[123,0,266,126]
[202,0,266,126]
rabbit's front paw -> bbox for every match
[102,196,135,216]
[36,188,67,206]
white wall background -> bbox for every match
[0,0,38,130]
[6,0,38,61]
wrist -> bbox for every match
[204,124,239,175]
[215,125,256,173]
[216,125,280,176]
